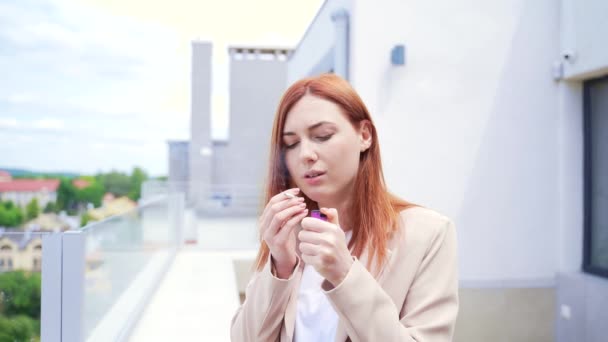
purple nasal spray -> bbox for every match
[310,209,328,221]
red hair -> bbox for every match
[254,73,417,271]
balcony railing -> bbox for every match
[2,183,260,342]
[39,193,184,342]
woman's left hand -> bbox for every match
[298,207,354,287]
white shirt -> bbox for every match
[294,230,352,342]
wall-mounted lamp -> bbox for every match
[391,44,406,66]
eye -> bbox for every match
[316,134,333,142]
[285,141,299,149]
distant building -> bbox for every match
[167,140,189,195]
[0,232,43,272]
[167,42,291,215]
[0,170,59,208]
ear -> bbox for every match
[358,120,372,152]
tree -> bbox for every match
[75,181,104,208]
[0,270,41,342]
[1,201,14,210]
[98,171,131,197]
[80,212,94,227]
[0,204,23,228]
[43,202,57,213]
[56,178,77,215]
[25,199,40,221]
[128,167,148,201]
[0,271,41,318]
[0,315,38,342]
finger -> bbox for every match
[299,242,318,255]
[269,188,301,205]
[301,253,315,266]
[276,209,308,241]
[260,196,304,233]
[298,229,324,244]
[320,207,340,226]
[266,203,307,237]
[301,217,330,233]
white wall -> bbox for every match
[350,0,561,283]
[561,0,608,79]
[287,0,352,83]
[0,191,56,209]
[556,82,583,273]
[556,0,608,271]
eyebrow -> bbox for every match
[282,121,335,136]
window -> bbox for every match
[583,75,608,278]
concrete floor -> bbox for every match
[129,216,259,342]
[128,215,558,342]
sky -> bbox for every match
[0,0,322,176]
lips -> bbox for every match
[304,170,326,178]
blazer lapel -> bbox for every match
[284,259,304,341]
[333,243,396,342]
[285,231,398,342]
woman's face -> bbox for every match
[282,95,371,206]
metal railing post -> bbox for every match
[41,233,63,341]
[61,231,86,342]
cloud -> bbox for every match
[32,118,65,131]
[0,0,186,104]
[5,93,38,104]
[0,118,19,128]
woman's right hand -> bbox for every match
[259,188,308,279]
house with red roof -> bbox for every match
[0,170,60,208]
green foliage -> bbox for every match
[43,201,57,214]
[97,170,131,197]
[0,315,39,342]
[0,263,43,341]
[3,167,149,222]
[0,271,41,318]
[56,178,77,214]
[25,198,40,221]
[2,201,14,210]
[0,201,24,227]
[127,167,148,201]
[96,167,148,201]
[75,181,104,208]
[80,212,93,227]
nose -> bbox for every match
[299,139,318,163]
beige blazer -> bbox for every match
[231,206,459,342]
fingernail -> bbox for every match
[299,203,306,207]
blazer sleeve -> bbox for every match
[324,219,459,342]
[230,255,301,342]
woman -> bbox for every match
[231,74,459,341]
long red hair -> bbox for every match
[254,73,417,271]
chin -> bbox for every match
[302,188,330,204]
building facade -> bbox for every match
[286,0,608,341]
[0,234,43,272]
[169,42,291,216]
[0,171,59,209]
